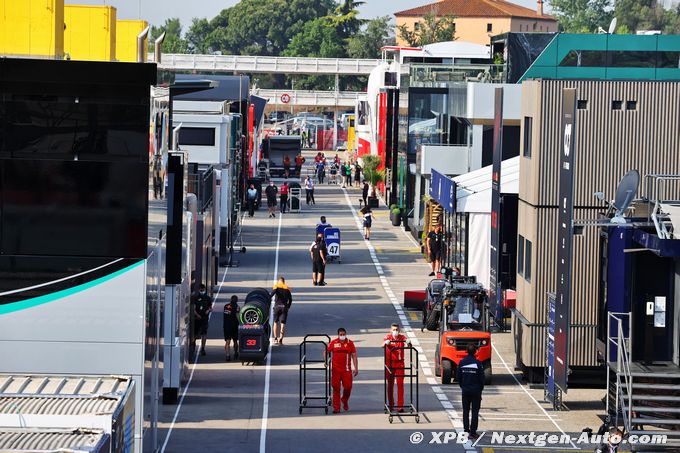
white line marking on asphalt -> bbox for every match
[259,213,283,453]
[427,378,437,385]
[491,342,576,449]
[341,189,466,436]
[441,401,454,409]
[160,264,231,453]
[482,417,562,421]
[479,412,558,417]
[473,445,577,451]
[400,225,420,248]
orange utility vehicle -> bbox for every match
[434,277,493,385]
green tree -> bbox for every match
[547,0,613,32]
[185,18,212,54]
[614,0,680,34]
[284,18,345,58]
[348,16,395,59]
[326,0,366,40]
[283,1,368,91]
[361,154,384,197]
[283,17,345,91]
[201,0,335,56]
[149,18,188,53]
[397,12,456,47]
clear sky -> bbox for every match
[70,0,540,27]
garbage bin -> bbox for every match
[289,182,302,213]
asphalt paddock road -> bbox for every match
[157,160,604,453]
[158,179,466,453]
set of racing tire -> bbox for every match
[239,288,271,325]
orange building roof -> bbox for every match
[395,0,555,20]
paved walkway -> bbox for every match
[157,162,605,453]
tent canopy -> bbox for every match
[454,156,520,214]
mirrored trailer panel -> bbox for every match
[163,152,192,403]
[0,58,160,453]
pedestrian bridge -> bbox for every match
[251,89,362,108]
[158,53,380,76]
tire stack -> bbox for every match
[240,288,271,325]
[238,288,272,363]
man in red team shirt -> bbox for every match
[383,323,409,412]
[326,327,358,413]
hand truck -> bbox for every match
[384,339,420,423]
[299,334,332,414]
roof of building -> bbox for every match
[395,0,555,20]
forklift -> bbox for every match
[434,277,493,385]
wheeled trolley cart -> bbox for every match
[299,334,332,414]
[323,227,341,263]
[238,289,271,364]
[289,182,302,213]
[384,340,420,423]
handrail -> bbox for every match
[156,53,380,75]
[607,312,633,433]
[644,174,680,239]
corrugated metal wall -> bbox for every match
[516,79,680,368]
[0,428,105,450]
[537,80,680,207]
[519,207,601,367]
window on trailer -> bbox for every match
[518,235,525,277]
[525,239,532,282]
[178,127,216,146]
[522,117,532,158]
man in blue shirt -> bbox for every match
[457,344,485,438]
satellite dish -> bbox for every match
[611,170,639,223]
[608,18,618,35]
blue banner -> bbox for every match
[430,169,456,213]
[547,293,556,401]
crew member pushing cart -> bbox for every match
[326,328,358,413]
[384,324,407,411]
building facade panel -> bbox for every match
[532,80,680,208]
[517,205,602,367]
[516,79,680,369]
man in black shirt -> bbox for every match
[223,295,240,361]
[264,181,278,218]
[426,225,446,276]
[192,284,212,356]
[361,181,369,207]
[270,277,293,345]
[457,344,485,438]
[310,235,327,286]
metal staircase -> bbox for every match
[607,312,680,451]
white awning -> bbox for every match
[453,156,520,214]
